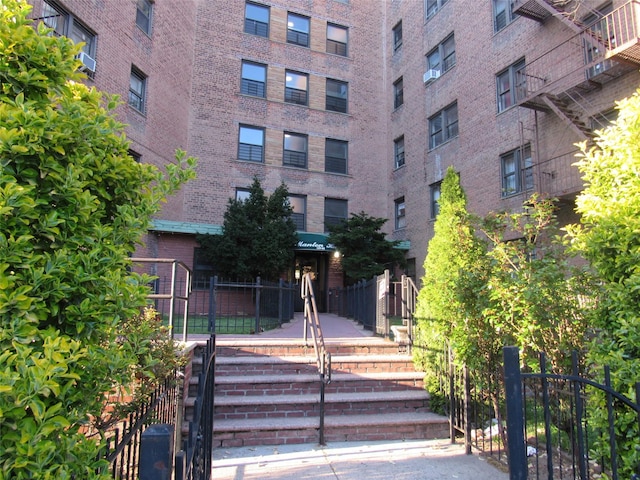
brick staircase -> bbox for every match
[205,337,449,448]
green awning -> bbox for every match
[296,232,335,251]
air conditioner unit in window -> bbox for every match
[76,51,96,73]
[423,69,440,84]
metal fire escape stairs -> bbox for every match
[513,0,640,139]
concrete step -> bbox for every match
[214,354,417,376]
[214,390,431,420]
[213,371,424,397]
[216,338,403,357]
[213,412,450,448]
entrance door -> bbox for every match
[294,253,328,312]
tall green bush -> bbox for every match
[196,177,297,281]
[413,168,488,389]
[0,1,195,477]
[568,88,640,478]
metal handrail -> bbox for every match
[301,273,331,445]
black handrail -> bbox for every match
[301,273,331,445]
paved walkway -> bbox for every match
[211,314,511,479]
[216,312,375,341]
[213,438,510,479]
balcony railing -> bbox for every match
[515,1,640,108]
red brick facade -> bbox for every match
[26,0,640,291]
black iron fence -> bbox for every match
[504,346,640,480]
[328,276,377,331]
[98,376,179,480]
[149,276,295,336]
[176,335,216,480]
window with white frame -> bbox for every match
[244,1,269,37]
[128,67,147,113]
[395,197,406,230]
[136,0,153,35]
[393,21,403,52]
[394,136,405,168]
[393,77,404,109]
[241,60,266,97]
[287,12,310,47]
[283,132,308,168]
[324,198,348,231]
[494,0,516,32]
[429,102,458,149]
[426,33,455,75]
[289,195,307,231]
[327,23,348,56]
[326,78,348,113]
[238,125,265,162]
[501,144,533,197]
[426,0,449,19]
[497,58,526,113]
[325,138,348,174]
[285,71,308,105]
[430,181,441,218]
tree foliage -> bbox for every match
[196,177,297,281]
[327,211,406,285]
[0,1,196,477]
[567,88,640,477]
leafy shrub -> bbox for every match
[0,2,195,477]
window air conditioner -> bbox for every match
[77,51,96,73]
[423,69,440,84]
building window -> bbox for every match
[497,58,526,113]
[394,136,405,168]
[429,102,458,149]
[193,248,214,290]
[393,77,404,109]
[238,125,265,162]
[395,197,406,230]
[426,33,455,75]
[494,0,516,32]
[136,0,153,35]
[241,61,266,97]
[325,139,348,174]
[128,68,147,113]
[287,12,310,47]
[426,0,449,19]
[501,144,533,197]
[283,132,308,168]
[327,23,348,56]
[244,1,269,37]
[129,150,141,163]
[289,195,306,231]
[324,198,348,231]
[42,1,96,72]
[236,188,251,202]
[430,182,441,218]
[326,79,348,113]
[285,71,308,105]
[393,21,403,52]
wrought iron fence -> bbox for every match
[149,276,295,336]
[504,346,640,480]
[176,335,216,480]
[99,376,179,480]
[208,276,295,334]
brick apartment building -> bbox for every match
[26,0,640,310]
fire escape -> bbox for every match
[512,0,640,140]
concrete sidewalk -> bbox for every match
[213,438,510,479]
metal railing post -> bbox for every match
[503,346,527,480]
